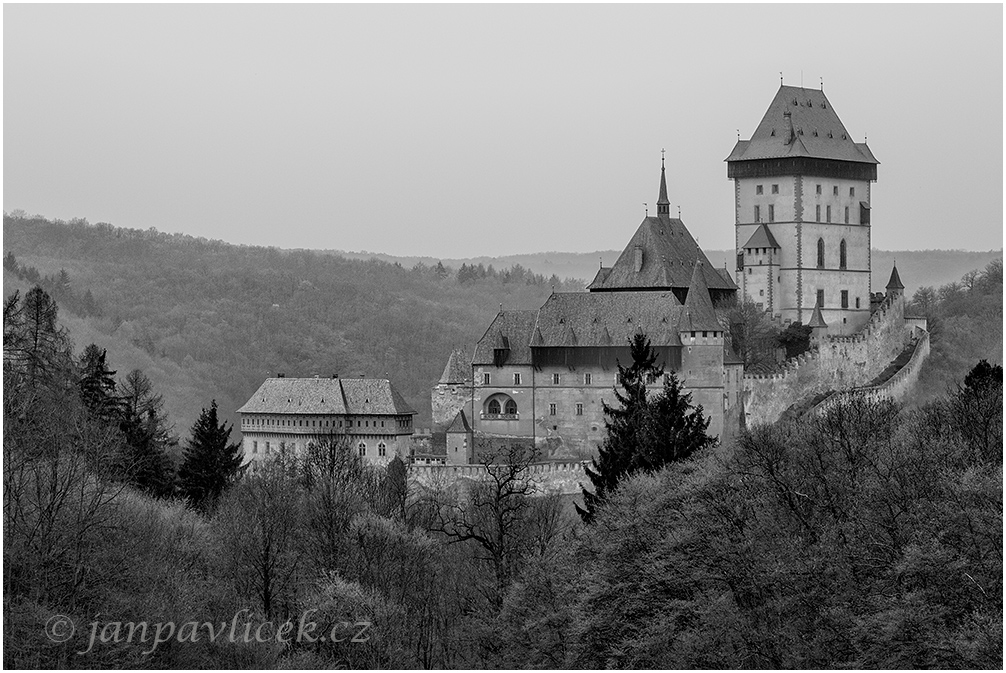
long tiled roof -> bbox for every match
[237,377,416,415]
[587,216,736,292]
[472,310,539,365]
[533,291,686,348]
[725,85,878,165]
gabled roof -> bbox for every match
[589,266,612,287]
[438,348,471,384]
[741,224,781,249]
[886,263,905,290]
[446,409,472,434]
[587,216,736,292]
[725,85,878,165]
[724,344,744,365]
[472,310,538,365]
[808,303,828,328]
[533,291,685,348]
[681,261,722,332]
[237,377,416,415]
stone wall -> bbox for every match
[431,383,470,428]
[744,293,914,426]
[408,460,589,496]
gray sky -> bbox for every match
[4,4,1002,258]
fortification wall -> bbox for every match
[744,294,913,426]
[814,329,930,414]
[408,460,588,496]
[431,384,469,428]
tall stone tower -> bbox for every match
[726,85,878,335]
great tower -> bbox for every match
[726,85,878,334]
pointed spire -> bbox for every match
[656,150,670,217]
[886,262,904,291]
[682,261,720,332]
[807,301,828,328]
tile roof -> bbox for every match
[587,216,736,292]
[886,263,905,290]
[741,224,781,249]
[723,344,744,365]
[725,86,878,165]
[446,409,472,434]
[533,291,686,348]
[237,377,416,415]
[438,348,471,384]
[472,310,538,365]
[682,261,722,332]
[808,303,828,328]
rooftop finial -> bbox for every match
[820,76,823,91]
[643,202,648,217]
[656,154,670,217]
[779,71,783,85]
[661,147,665,168]
[677,205,681,218]
[736,128,740,141]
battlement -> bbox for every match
[408,460,589,495]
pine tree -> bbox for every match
[78,344,122,422]
[177,400,243,512]
[119,368,177,497]
[577,333,714,523]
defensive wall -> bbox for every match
[812,328,931,415]
[408,460,589,496]
[743,294,926,426]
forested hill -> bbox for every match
[2,215,583,435]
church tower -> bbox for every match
[726,85,878,335]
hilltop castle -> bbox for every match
[432,85,928,464]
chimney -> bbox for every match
[783,110,795,145]
[634,244,644,272]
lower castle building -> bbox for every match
[237,375,416,467]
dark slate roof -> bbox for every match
[741,224,781,249]
[533,291,685,348]
[588,266,612,287]
[724,344,744,365]
[808,303,828,328]
[472,310,538,365]
[237,377,417,415]
[438,348,471,384]
[682,261,722,332]
[446,409,472,434]
[587,216,736,292]
[886,264,905,290]
[725,85,878,166]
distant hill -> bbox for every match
[334,248,1003,297]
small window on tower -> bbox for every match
[584,373,592,385]
[552,373,560,385]
[754,205,760,222]
[817,289,825,307]
[768,204,775,222]
[513,373,521,385]
[549,403,556,416]
[816,184,822,195]
[483,372,491,385]
[826,205,831,223]
[816,205,821,222]
[850,187,855,197]
[844,206,849,224]
[856,297,861,309]
[756,185,764,195]
[771,184,779,194]
[833,185,839,196]
[576,403,584,416]
[841,290,849,308]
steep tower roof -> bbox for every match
[438,348,471,384]
[741,224,781,249]
[681,261,721,332]
[886,263,905,291]
[726,85,878,167]
[807,302,828,328]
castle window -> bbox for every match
[817,238,825,268]
[817,289,825,307]
[768,204,775,222]
[754,205,760,222]
[576,403,584,416]
[549,403,556,416]
[826,205,832,223]
[833,185,839,196]
[584,373,592,385]
[252,441,258,454]
[816,205,821,222]
[840,239,847,269]
[856,297,861,309]
[844,206,849,224]
[552,373,560,385]
[850,187,855,197]
[771,184,779,194]
[513,372,521,385]
[358,442,366,457]
[265,441,271,454]
[756,185,763,195]
[504,399,518,415]
[488,399,501,415]
[483,372,491,385]
[378,442,387,457]
[841,290,849,309]
[816,184,822,195]
[759,290,764,297]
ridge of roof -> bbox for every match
[237,377,416,415]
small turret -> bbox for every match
[886,262,905,299]
[807,300,829,345]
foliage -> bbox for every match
[177,400,243,512]
[777,320,812,358]
[727,300,781,370]
[578,333,714,523]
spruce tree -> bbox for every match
[119,369,177,497]
[177,400,243,512]
[577,333,714,523]
[78,344,122,422]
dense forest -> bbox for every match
[4,277,1001,668]
[3,213,584,437]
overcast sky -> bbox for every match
[4,4,1002,258]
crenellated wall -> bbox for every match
[408,460,589,495]
[744,293,920,426]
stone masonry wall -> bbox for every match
[408,460,589,496]
[744,293,912,426]
[432,383,470,428]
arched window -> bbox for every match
[378,442,387,457]
[487,399,501,415]
[358,442,366,457]
[817,238,825,268]
[839,239,847,269]
[504,399,518,415]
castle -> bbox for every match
[432,84,929,465]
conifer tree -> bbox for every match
[78,344,122,422]
[577,333,714,523]
[177,400,243,512]
[119,368,177,497]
